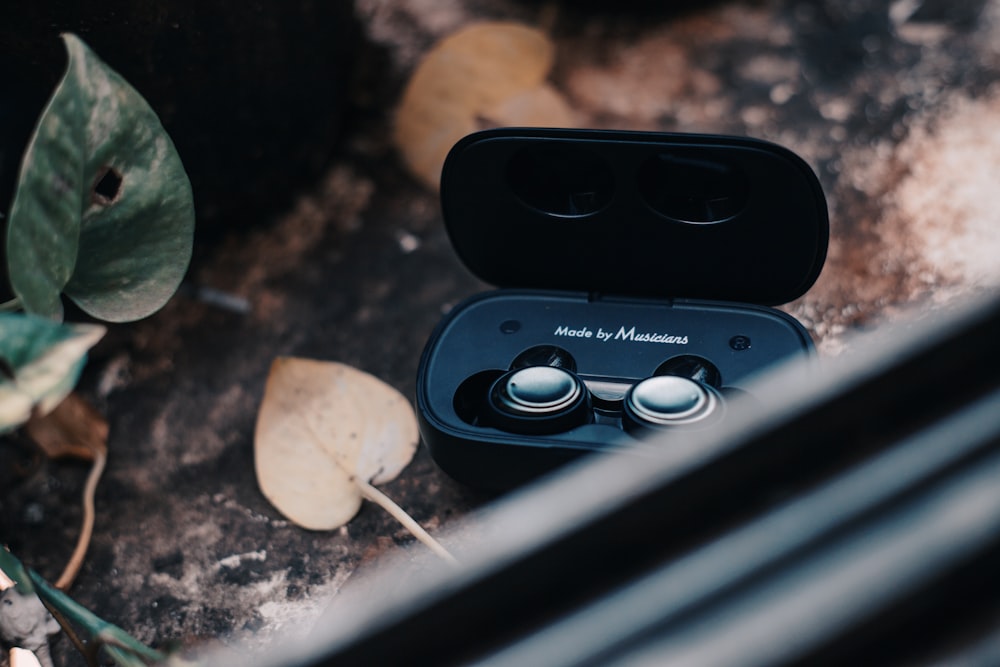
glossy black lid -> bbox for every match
[440,128,829,306]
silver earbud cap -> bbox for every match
[498,366,582,414]
[627,375,716,425]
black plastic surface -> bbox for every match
[441,128,829,306]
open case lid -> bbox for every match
[440,128,829,306]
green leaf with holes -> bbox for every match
[0,313,105,433]
[6,33,194,322]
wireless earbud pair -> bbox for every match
[483,346,724,435]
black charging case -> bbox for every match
[416,128,829,489]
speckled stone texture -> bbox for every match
[3,0,1000,664]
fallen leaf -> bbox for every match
[254,358,456,563]
[26,392,108,462]
[254,357,418,530]
[394,21,577,190]
[481,84,576,129]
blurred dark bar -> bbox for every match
[222,291,1000,667]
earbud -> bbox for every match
[623,355,725,431]
[484,347,592,434]
[623,375,722,430]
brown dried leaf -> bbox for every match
[481,83,577,129]
[25,392,108,463]
[395,21,576,189]
[254,357,419,531]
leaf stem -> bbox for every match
[0,297,21,312]
[56,448,106,590]
[357,480,459,566]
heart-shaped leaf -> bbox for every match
[6,33,194,322]
[394,21,576,190]
[0,313,105,433]
[254,358,456,563]
[254,357,420,531]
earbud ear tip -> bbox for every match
[510,344,578,372]
[653,355,723,388]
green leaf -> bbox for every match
[0,546,36,594]
[6,33,194,322]
[0,313,105,433]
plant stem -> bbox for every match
[357,479,458,565]
[0,298,21,312]
[56,449,106,590]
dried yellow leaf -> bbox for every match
[254,358,419,531]
[481,83,576,129]
[395,21,575,189]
